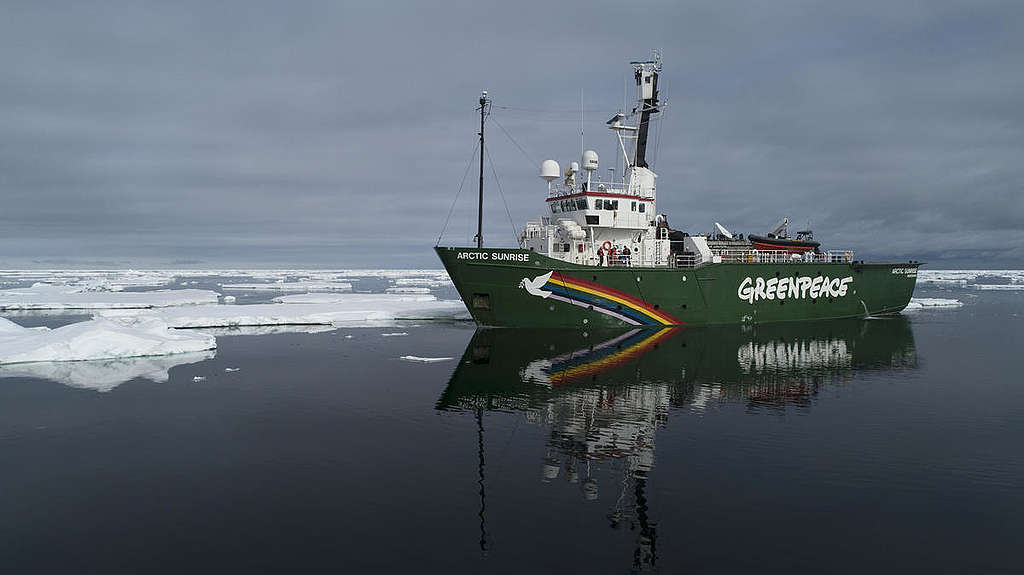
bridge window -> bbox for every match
[576,199,587,210]
[631,201,636,211]
[638,203,645,213]
[586,215,599,225]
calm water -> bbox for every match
[1,286,1022,573]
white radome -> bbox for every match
[540,159,560,181]
[582,150,599,171]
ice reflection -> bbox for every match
[438,318,918,570]
[0,351,215,392]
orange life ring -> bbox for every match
[601,241,612,252]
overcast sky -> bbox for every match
[2,1,1022,268]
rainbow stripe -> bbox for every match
[540,273,682,326]
[546,328,681,386]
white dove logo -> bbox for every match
[519,271,554,299]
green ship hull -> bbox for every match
[436,246,919,328]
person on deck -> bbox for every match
[597,247,605,266]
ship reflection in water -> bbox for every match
[436,317,918,571]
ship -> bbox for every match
[436,54,920,328]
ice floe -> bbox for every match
[970,284,1024,291]
[400,356,453,363]
[394,277,450,287]
[195,324,338,336]
[918,270,1024,286]
[903,298,964,311]
[382,332,409,337]
[220,281,353,292]
[99,295,468,328]
[0,283,219,310]
[0,316,216,365]
[0,351,214,392]
[385,287,432,294]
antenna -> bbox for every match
[580,88,584,162]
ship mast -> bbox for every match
[631,54,661,168]
[475,91,489,249]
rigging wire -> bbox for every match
[492,103,606,115]
[435,140,480,246]
[489,115,537,170]
[485,142,520,243]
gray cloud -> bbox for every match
[1,0,1021,268]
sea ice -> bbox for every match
[394,278,450,287]
[971,284,1024,291]
[220,281,353,292]
[400,356,454,363]
[0,316,216,365]
[903,298,964,311]
[918,270,1024,286]
[99,294,468,328]
[194,324,338,336]
[386,287,432,294]
[0,283,219,310]
[382,332,409,337]
[0,351,214,392]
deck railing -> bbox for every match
[712,249,855,264]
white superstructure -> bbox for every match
[519,55,672,267]
[516,54,855,268]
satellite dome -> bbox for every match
[540,159,560,182]
[569,161,580,173]
[582,150,599,171]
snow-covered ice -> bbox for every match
[382,332,409,337]
[918,270,1024,286]
[903,298,964,311]
[971,284,1024,291]
[0,316,216,365]
[0,351,214,392]
[220,281,353,292]
[195,324,338,336]
[99,294,468,328]
[394,278,450,287]
[0,284,219,310]
[400,356,453,363]
[386,287,432,294]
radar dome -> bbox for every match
[582,150,599,171]
[540,160,560,181]
[569,161,580,173]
